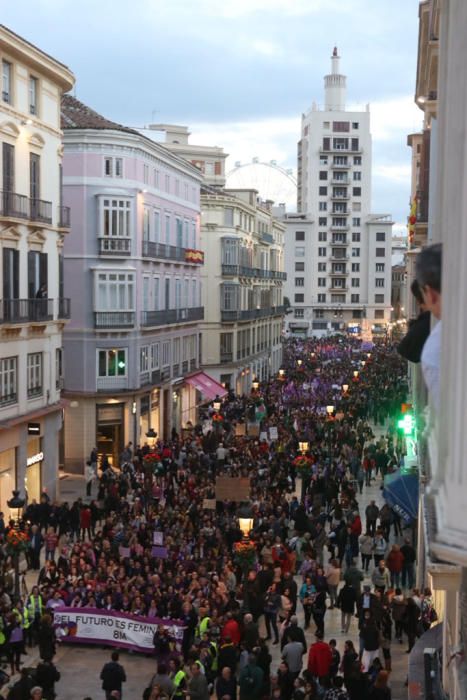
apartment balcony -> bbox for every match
[331,178,349,186]
[140,306,204,327]
[98,237,132,256]
[142,240,204,265]
[0,192,53,224]
[220,351,233,363]
[329,253,349,261]
[221,264,239,276]
[220,305,286,322]
[329,269,349,276]
[332,163,351,170]
[96,376,129,391]
[331,239,348,247]
[30,198,52,224]
[0,298,53,324]
[58,206,71,229]
[329,285,348,292]
[331,224,349,232]
[94,311,135,328]
[330,194,349,201]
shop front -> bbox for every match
[0,448,16,517]
[96,403,124,467]
[26,437,43,503]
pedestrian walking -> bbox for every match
[100,651,126,700]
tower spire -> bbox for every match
[324,47,346,111]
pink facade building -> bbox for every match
[60,96,206,470]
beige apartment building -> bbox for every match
[0,25,74,505]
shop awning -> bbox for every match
[185,371,228,400]
[383,472,419,523]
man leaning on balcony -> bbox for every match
[415,243,442,411]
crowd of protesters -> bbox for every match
[0,335,438,700]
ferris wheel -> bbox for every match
[226,158,298,209]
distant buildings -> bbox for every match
[284,49,393,339]
[0,26,74,503]
[60,97,205,469]
[156,128,286,393]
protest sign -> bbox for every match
[215,476,250,502]
[269,426,278,441]
[153,531,163,545]
[152,546,168,558]
[54,607,185,654]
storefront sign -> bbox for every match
[27,452,43,467]
[54,607,185,654]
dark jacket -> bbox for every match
[100,660,126,692]
[35,661,60,694]
[218,642,238,674]
[239,663,264,700]
[397,311,431,363]
[337,584,357,614]
[216,675,237,700]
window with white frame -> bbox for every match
[175,279,181,309]
[183,220,189,247]
[0,356,17,404]
[140,346,150,373]
[98,349,127,377]
[351,293,360,303]
[165,174,170,192]
[318,262,326,272]
[104,158,123,178]
[102,199,131,237]
[183,337,189,362]
[376,263,385,272]
[295,278,304,286]
[165,214,171,244]
[376,231,386,241]
[375,278,385,287]
[142,276,150,311]
[190,335,196,360]
[319,202,327,211]
[317,293,326,303]
[153,277,160,310]
[318,278,326,287]
[151,343,160,369]
[162,341,171,367]
[2,61,12,104]
[295,246,305,257]
[143,164,149,184]
[29,76,38,115]
[173,337,180,365]
[352,262,360,272]
[96,272,134,310]
[375,294,385,303]
[154,169,160,188]
[27,353,43,398]
[154,210,161,242]
[143,208,150,241]
[351,278,360,287]
[192,279,197,307]
[353,171,361,181]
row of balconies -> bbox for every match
[0,298,71,324]
[94,306,204,329]
[97,238,205,265]
[221,264,286,280]
[220,305,286,322]
[0,191,70,229]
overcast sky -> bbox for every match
[4,0,423,232]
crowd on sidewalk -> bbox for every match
[0,336,438,700]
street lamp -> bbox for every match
[326,405,335,416]
[252,377,260,392]
[298,440,309,453]
[367,353,371,359]
[7,490,26,598]
[361,360,366,368]
[238,502,254,540]
[342,384,349,394]
[278,368,285,380]
[310,352,316,359]
[213,400,221,412]
[353,371,359,379]
[297,359,303,367]
[145,427,157,447]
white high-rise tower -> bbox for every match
[285,48,393,338]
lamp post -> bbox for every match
[213,400,221,412]
[361,360,366,368]
[342,384,349,395]
[278,368,285,381]
[7,490,26,599]
[297,359,303,368]
[353,370,359,379]
[145,427,157,447]
[298,440,309,454]
[238,502,254,540]
[251,377,260,392]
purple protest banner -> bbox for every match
[151,545,168,558]
[54,606,185,654]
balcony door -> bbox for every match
[28,251,48,299]
[2,248,19,321]
[30,153,40,220]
